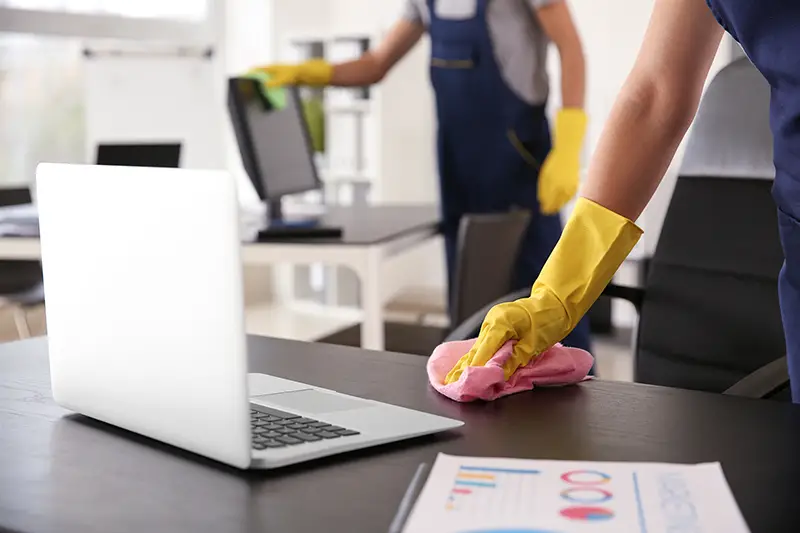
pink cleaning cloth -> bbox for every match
[427,338,594,402]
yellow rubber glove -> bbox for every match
[538,108,587,215]
[444,198,642,384]
[253,59,333,88]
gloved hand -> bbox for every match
[253,59,333,88]
[444,197,642,384]
[537,108,587,215]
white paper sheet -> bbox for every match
[0,203,37,222]
[0,204,39,236]
[402,454,750,533]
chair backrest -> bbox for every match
[0,187,42,294]
[450,211,531,327]
[634,58,788,396]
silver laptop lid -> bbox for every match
[37,163,252,469]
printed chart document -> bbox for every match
[402,454,750,533]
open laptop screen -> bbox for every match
[95,143,182,168]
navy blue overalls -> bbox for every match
[426,0,592,353]
[705,1,800,401]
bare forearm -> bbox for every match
[579,0,725,222]
[326,19,423,87]
[536,0,585,109]
[330,53,385,87]
[581,80,696,221]
[559,46,585,109]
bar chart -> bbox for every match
[445,464,541,516]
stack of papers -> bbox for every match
[401,454,750,533]
[0,203,39,237]
[0,203,277,241]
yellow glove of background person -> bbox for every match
[444,198,642,384]
[254,59,333,88]
[538,108,587,215]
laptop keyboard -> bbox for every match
[250,405,360,451]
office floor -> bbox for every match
[591,328,636,382]
[0,306,45,343]
[0,304,637,382]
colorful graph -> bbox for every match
[460,466,542,475]
[560,470,611,485]
[559,506,615,521]
[446,465,541,513]
[558,469,615,523]
[560,487,613,504]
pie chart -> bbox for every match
[560,506,615,521]
[560,470,611,485]
[560,487,613,504]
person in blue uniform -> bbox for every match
[442,0,800,401]
[257,0,593,354]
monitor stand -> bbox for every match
[256,200,342,240]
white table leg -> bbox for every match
[359,247,384,351]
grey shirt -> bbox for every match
[403,0,559,106]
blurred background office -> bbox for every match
[0,0,759,386]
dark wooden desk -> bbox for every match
[252,205,441,245]
[0,204,441,245]
[2,336,799,533]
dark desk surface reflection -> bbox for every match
[2,336,800,533]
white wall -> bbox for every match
[83,50,225,171]
[269,0,331,57]
[0,5,213,43]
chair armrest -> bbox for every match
[444,287,530,343]
[723,356,790,399]
[602,284,645,313]
[0,282,44,307]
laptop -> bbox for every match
[95,142,182,168]
[36,163,463,470]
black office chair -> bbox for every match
[447,58,791,401]
[0,187,45,339]
[320,211,531,355]
[448,210,532,328]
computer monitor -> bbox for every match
[227,77,322,222]
[95,143,182,168]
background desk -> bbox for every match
[0,205,441,350]
[2,336,800,533]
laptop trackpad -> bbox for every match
[255,389,371,414]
